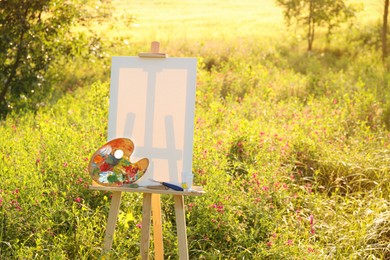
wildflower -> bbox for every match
[266,241,272,247]
[203,149,208,159]
[47,228,55,236]
[187,203,196,211]
[287,239,293,246]
[309,214,314,225]
[136,222,142,229]
[305,183,313,193]
[211,202,225,214]
[74,197,82,203]
[308,247,315,253]
[63,162,68,167]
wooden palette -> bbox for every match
[88,138,149,186]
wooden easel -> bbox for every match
[89,185,203,259]
[90,42,203,259]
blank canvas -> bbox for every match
[108,56,197,187]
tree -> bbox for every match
[0,0,113,117]
[275,0,358,51]
[383,0,390,61]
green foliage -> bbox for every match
[275,0,359,51]
[0,0,115,117]
[1,14,390,259]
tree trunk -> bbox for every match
[0,33,25,112]
[307,0,315,51]
[0,7,29,113]
[383,0,389,61]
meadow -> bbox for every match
[1,0,390,259]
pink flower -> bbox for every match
[63,162,68,167]
[74,197,82,203]
[211,202,225,214]
[266,241,272,247]
[309,215,314,225]
[188,203,196,208]
[136,222,142,229]
[287,239,293,246]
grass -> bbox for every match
[114,0,284,41]
[1,0,390,258]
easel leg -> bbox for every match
[141,193,152,260]
[152,194,164,260]
[174,195,189,260]
[103,191,122,252]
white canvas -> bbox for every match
[107,57,197,187]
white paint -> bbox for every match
[114,149,124,159]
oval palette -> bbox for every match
[88,138,149,186]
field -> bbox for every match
[1,0,390,259]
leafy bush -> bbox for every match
[0,0,117,117]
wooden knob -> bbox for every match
[151,41,160,53]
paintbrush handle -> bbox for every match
[162,182,184,191]
[149,179,184,191]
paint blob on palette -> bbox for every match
[88,138,149,186]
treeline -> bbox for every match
[2,0,390,117]
[276,0,390,62]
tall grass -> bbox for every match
[1,0,390,258]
